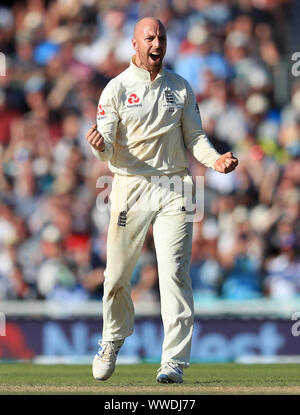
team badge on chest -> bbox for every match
[163,88,175,113]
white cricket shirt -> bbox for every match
[92,56,220,176]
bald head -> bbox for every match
[132,17,167,80]
[133,17,165,38]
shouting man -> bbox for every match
[86,17,238,384]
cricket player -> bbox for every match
[86,17,238,383]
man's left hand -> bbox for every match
[214,152,238,174]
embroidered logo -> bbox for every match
[128,93,140,104]
[117,211,127,227]
[164,88,175,104]
[163,88,176,113]
[97,104,106,117]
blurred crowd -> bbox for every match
[1,0,300,304]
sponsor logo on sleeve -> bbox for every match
[97,104,107,119]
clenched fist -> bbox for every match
[214,151,238,174]
[85,124,105,152]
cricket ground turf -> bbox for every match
[0,363,300,395]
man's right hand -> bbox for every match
[85,124,105,152]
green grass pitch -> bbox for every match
[1,363,300,395]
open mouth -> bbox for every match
[149,52,161,62]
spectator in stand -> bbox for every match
[0,88,22,148]
[263,220,300,299]
[174,23,231,98]
[198,78,247,148]
[189,219,222,301]
[220,225,263,300]
[36,224,88,301]
[64,233,105,300]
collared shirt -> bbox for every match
[92,56,220,176]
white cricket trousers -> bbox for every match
[102,171,194,367]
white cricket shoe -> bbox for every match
[92,339,124,381]
[156,362,184,384]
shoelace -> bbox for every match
[96,341,116,360]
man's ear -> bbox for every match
[132,38,138,52]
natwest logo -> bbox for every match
[128,93,140,104]
[97,104,105,117]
